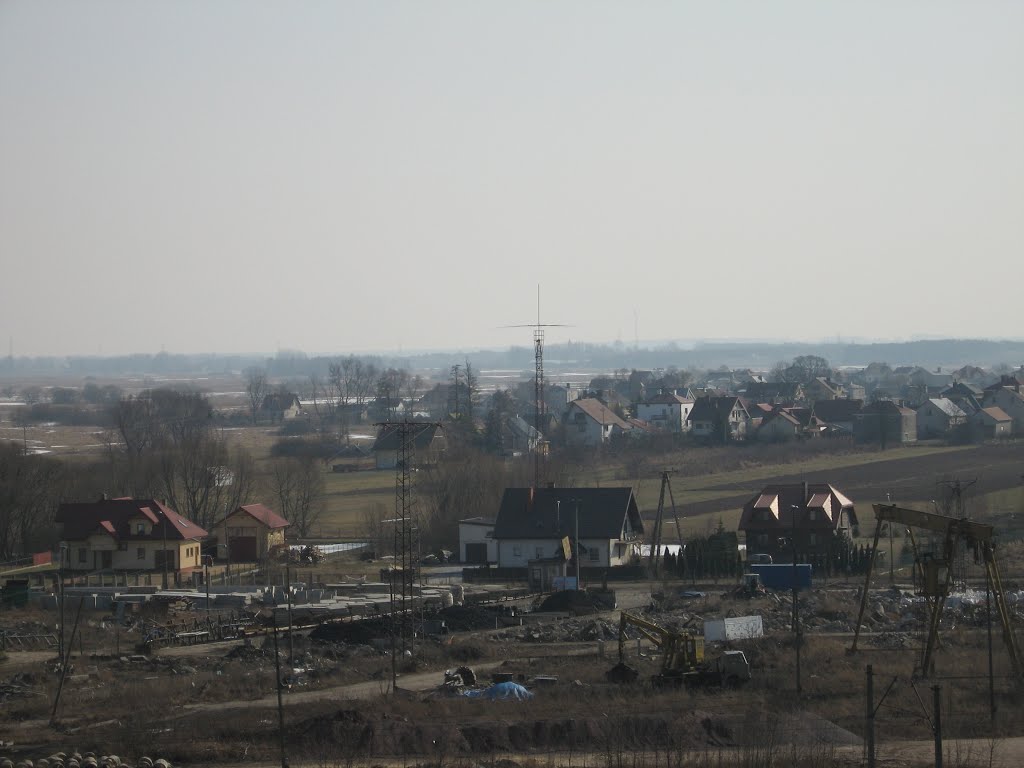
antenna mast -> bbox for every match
[503,285,571,488]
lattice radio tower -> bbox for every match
[377,420,440,691]
[504,286,569,488]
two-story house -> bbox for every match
[738,483,857,563]
[55,497,207,579]
[635,392,694,434]
[687,396,751,441]
[915,398,967,439]
[564,398,631,447]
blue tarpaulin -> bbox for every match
[462,682,534,701]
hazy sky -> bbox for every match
[2,2,1022,357]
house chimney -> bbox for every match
[802,481,809,507]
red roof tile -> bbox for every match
[234,503,290,530]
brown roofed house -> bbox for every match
[216,503,290,562]
[739,484,857,564]
[55,497,208,581]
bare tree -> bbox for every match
[245,367,268,425]
[464,359,477,422]
[361,502,389,557]
[269,456,325,538]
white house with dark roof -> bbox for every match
[492,487,643,569]
[636,392,694,433]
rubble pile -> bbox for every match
[0,752,173,768]
[492,585,1024,644]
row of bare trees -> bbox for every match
[105,388,324,537]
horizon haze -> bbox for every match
[2,2,1022,357]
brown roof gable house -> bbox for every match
[564,398,631,447]
[56,497,208,581]
[739,484,857,565]
[216,503,289,562]
[970,406,1012,440]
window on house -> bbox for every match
[535,546,544,559]
[137,548,145,560]
[809,533,818,546]
[809,510,818,521]
[136,523,145,534]
[512,544,522,557]
[589,548,599,562]
[78,548,87,563]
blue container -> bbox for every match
[750,563,813,590]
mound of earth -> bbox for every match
[537,590,604,615]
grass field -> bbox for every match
[6,408,1024,556]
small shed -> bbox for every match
[217,503,289,562]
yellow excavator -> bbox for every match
[607,611,751,687]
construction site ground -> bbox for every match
[3,579,1024,767]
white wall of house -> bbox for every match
[458,522,497,563]
[757,417,799,442]
[67,538,201,572]
[916,403,963,439]
[565,411,614,447]
[636,402,693,433]
[497,537,630,568]
[985,389,1024,434]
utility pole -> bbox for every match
[933,685,943,768]
[272,616,288,768]
[57,543,66,663]
[886,492,894,585]
[285,558,294,666]
[791,503,802,694]
[987,566,996,724]
[865,665,875,768]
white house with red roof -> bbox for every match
[55,497,208,576]
[216,503,290,562]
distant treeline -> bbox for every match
[2,338,1023,378]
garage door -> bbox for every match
[465,543,488,564]
[230,537,258,562]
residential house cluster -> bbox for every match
[54,496,291,585]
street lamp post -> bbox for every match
[574,499,581,591]
[204,556,211,615]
